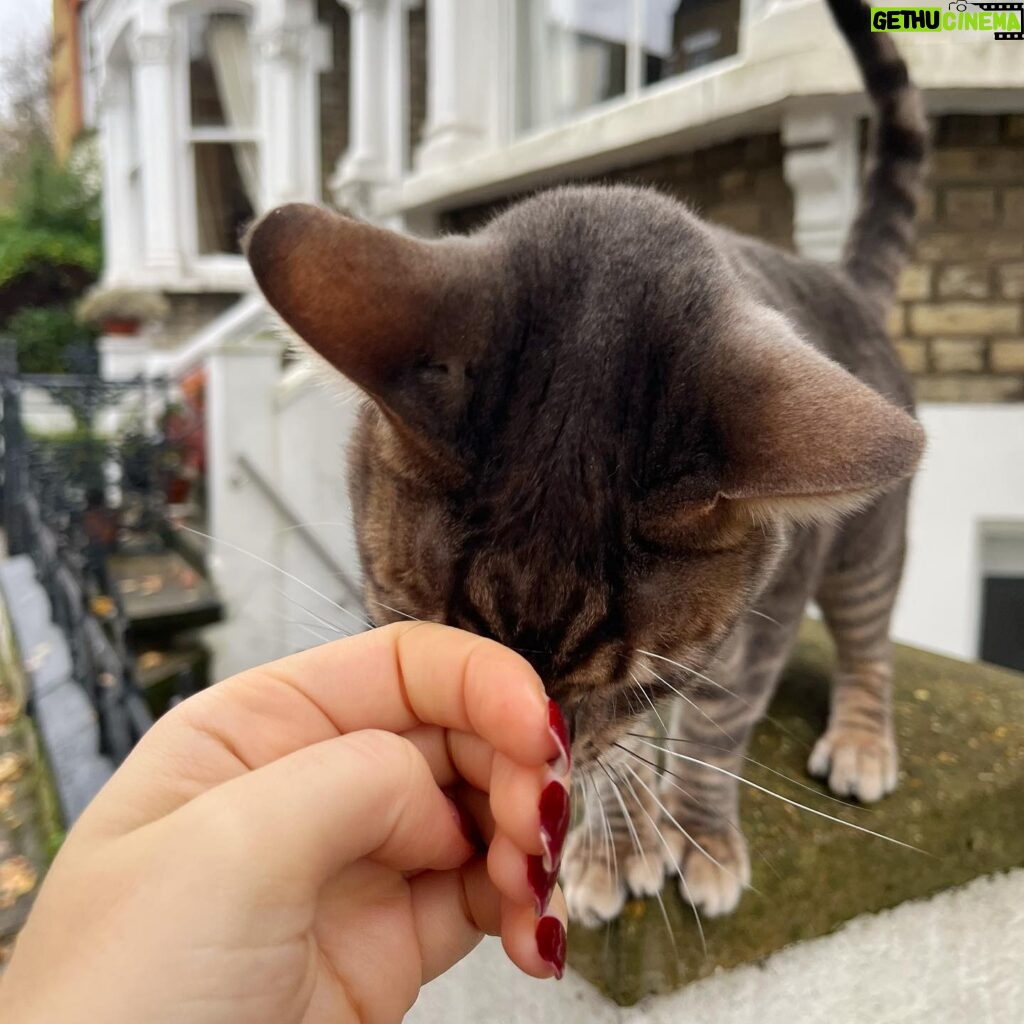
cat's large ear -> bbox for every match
[245,204,482,429]
[713,307,924,522]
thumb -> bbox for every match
[172,729,472,890]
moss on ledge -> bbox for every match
[568,621,1024,1005]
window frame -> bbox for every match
[507,0,746,140]
[173,1,262,275]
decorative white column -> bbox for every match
[330,0,394,214]
[130,28,180,276]
[782,107,859,263]
[256,0,327,209]
[204,336,287,679]
[416,0,503,172]
[96,67,135,279]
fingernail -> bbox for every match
[547,699,570,774]
[539,780,570,872]
[536,916,566,980]
[527,854,558,916]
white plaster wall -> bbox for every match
[273,366,366,654]
[199,357,366,680]
[894,404,1024,662]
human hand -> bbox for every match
[0,623,572,1024]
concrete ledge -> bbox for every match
[568,621,1024,1004]
[408,868,1024,1023]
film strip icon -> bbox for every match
[971,1,1024,38]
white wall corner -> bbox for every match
[781,105,859,264]
[98,334,153,382]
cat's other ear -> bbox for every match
[713,307,925,523]
[244,204,483,431]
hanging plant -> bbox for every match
[75,286,170,335]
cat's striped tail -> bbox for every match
[825,0,928,310]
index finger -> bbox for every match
[245,622,561,766]
[79,623,566,835]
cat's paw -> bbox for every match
[561,824,671,927]
[563,860,627,928]
[808,727,898,803]
[667,828,751,918]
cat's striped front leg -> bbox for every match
[812,551,903,803]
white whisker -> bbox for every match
[628,737,925,853]
[624,733,870,812]
[599,760,678,956]
[179,524,374,631]
[637,648,808,750]
[367,597,422,623]
[276,588,352,637]
[619,743,785,883]
[629,671,668,735]
[614,763,707,953]
[648,666,735,743]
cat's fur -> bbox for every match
[246,0,927,923]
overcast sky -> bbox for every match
[0,0,52,115]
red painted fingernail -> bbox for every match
[536,916,566,980]
[539,781,570,872]
[527,854,558,916]
[548,699,570,774]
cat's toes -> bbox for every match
[562,825,672,925]
[675,829,751,918]
[808,727,898,803]
[623,847,668,898]
[563,861,627,928]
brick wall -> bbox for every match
[441,131,794,250]
[892,114,1024,402]
[442,115,1024,403]
[318,0,351,202]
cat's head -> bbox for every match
[246,186,923,766]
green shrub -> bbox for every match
[5,305,97,374]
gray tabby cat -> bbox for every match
[245,0,926,924]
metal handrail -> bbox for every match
[235,452,363,609]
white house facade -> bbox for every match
[76,0,1024,677]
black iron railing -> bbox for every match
[0,338,216,763]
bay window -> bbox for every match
[513,0,742,134]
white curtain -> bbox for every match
[205,14,260,208]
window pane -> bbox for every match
[644,0,741,86]
[194,142,257,255]
[980,576,1024,673]
[318,0,352,197]
[407,1,428,170]
[516,0,628,133]
[189,12,254,130]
